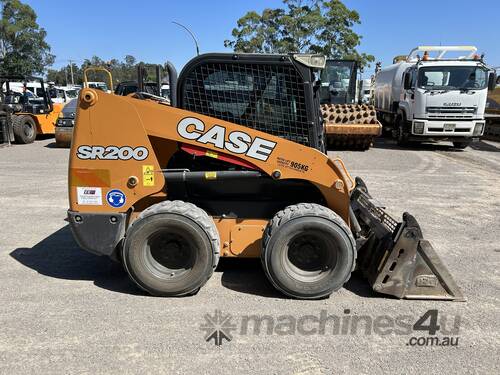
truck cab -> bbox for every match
[375,46,496,148]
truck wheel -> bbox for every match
[393,111,411,146]
[396,121,409,146]
[452,141,471,149]
[12,115,37,144]
[261,203,356,299]
[122,201,220,296]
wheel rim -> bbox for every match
[142,229,195,279]
[282,230,338,283]
[24,121,34,138]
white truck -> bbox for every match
[358,79,372,104]
[374,46,496,148]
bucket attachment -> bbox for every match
[350,178,465,301]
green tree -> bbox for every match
[224,0,374,67]
[47,62,82,85]
[0,0,55,76]
[124,55,136,66]
[46,55,144,88]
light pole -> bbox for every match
[68,59,75,85]
[172,21,200,56]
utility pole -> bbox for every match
[68,59,75,86]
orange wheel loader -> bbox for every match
[67,53,464,300]
[0,76,63,144]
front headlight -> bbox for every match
[413,121,425,134]
[473,122,484,136]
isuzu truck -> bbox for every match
[374,46,496,148]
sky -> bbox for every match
[25,0,499,77]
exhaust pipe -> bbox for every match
[167,61,178,107]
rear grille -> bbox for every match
[426,106,476,119]
[180,61,310,146]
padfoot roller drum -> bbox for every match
[321,103,382,150]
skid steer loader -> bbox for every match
[320,59,382,150]
[68,53,464,301]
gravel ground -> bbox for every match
[0,137,499,374]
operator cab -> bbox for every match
[320,59,358,104]
[177,53,326,151]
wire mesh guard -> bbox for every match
[181,62,311,145]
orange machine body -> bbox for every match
[69,89,354,257]
[19,102,63,134]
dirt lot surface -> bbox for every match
[1,138,499,374]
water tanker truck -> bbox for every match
[374,46,497,148]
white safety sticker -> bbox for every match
[77,187,103,205]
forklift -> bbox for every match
[0,76,63,144]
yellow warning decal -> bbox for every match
[143,165,155,186]
[205,150,218,159]
[205,171,217,180]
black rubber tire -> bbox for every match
[396,118,409,146]
[122,200,220,296]
[261,203,356,299]
[12,115,37,144]
[452,141,470,149]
